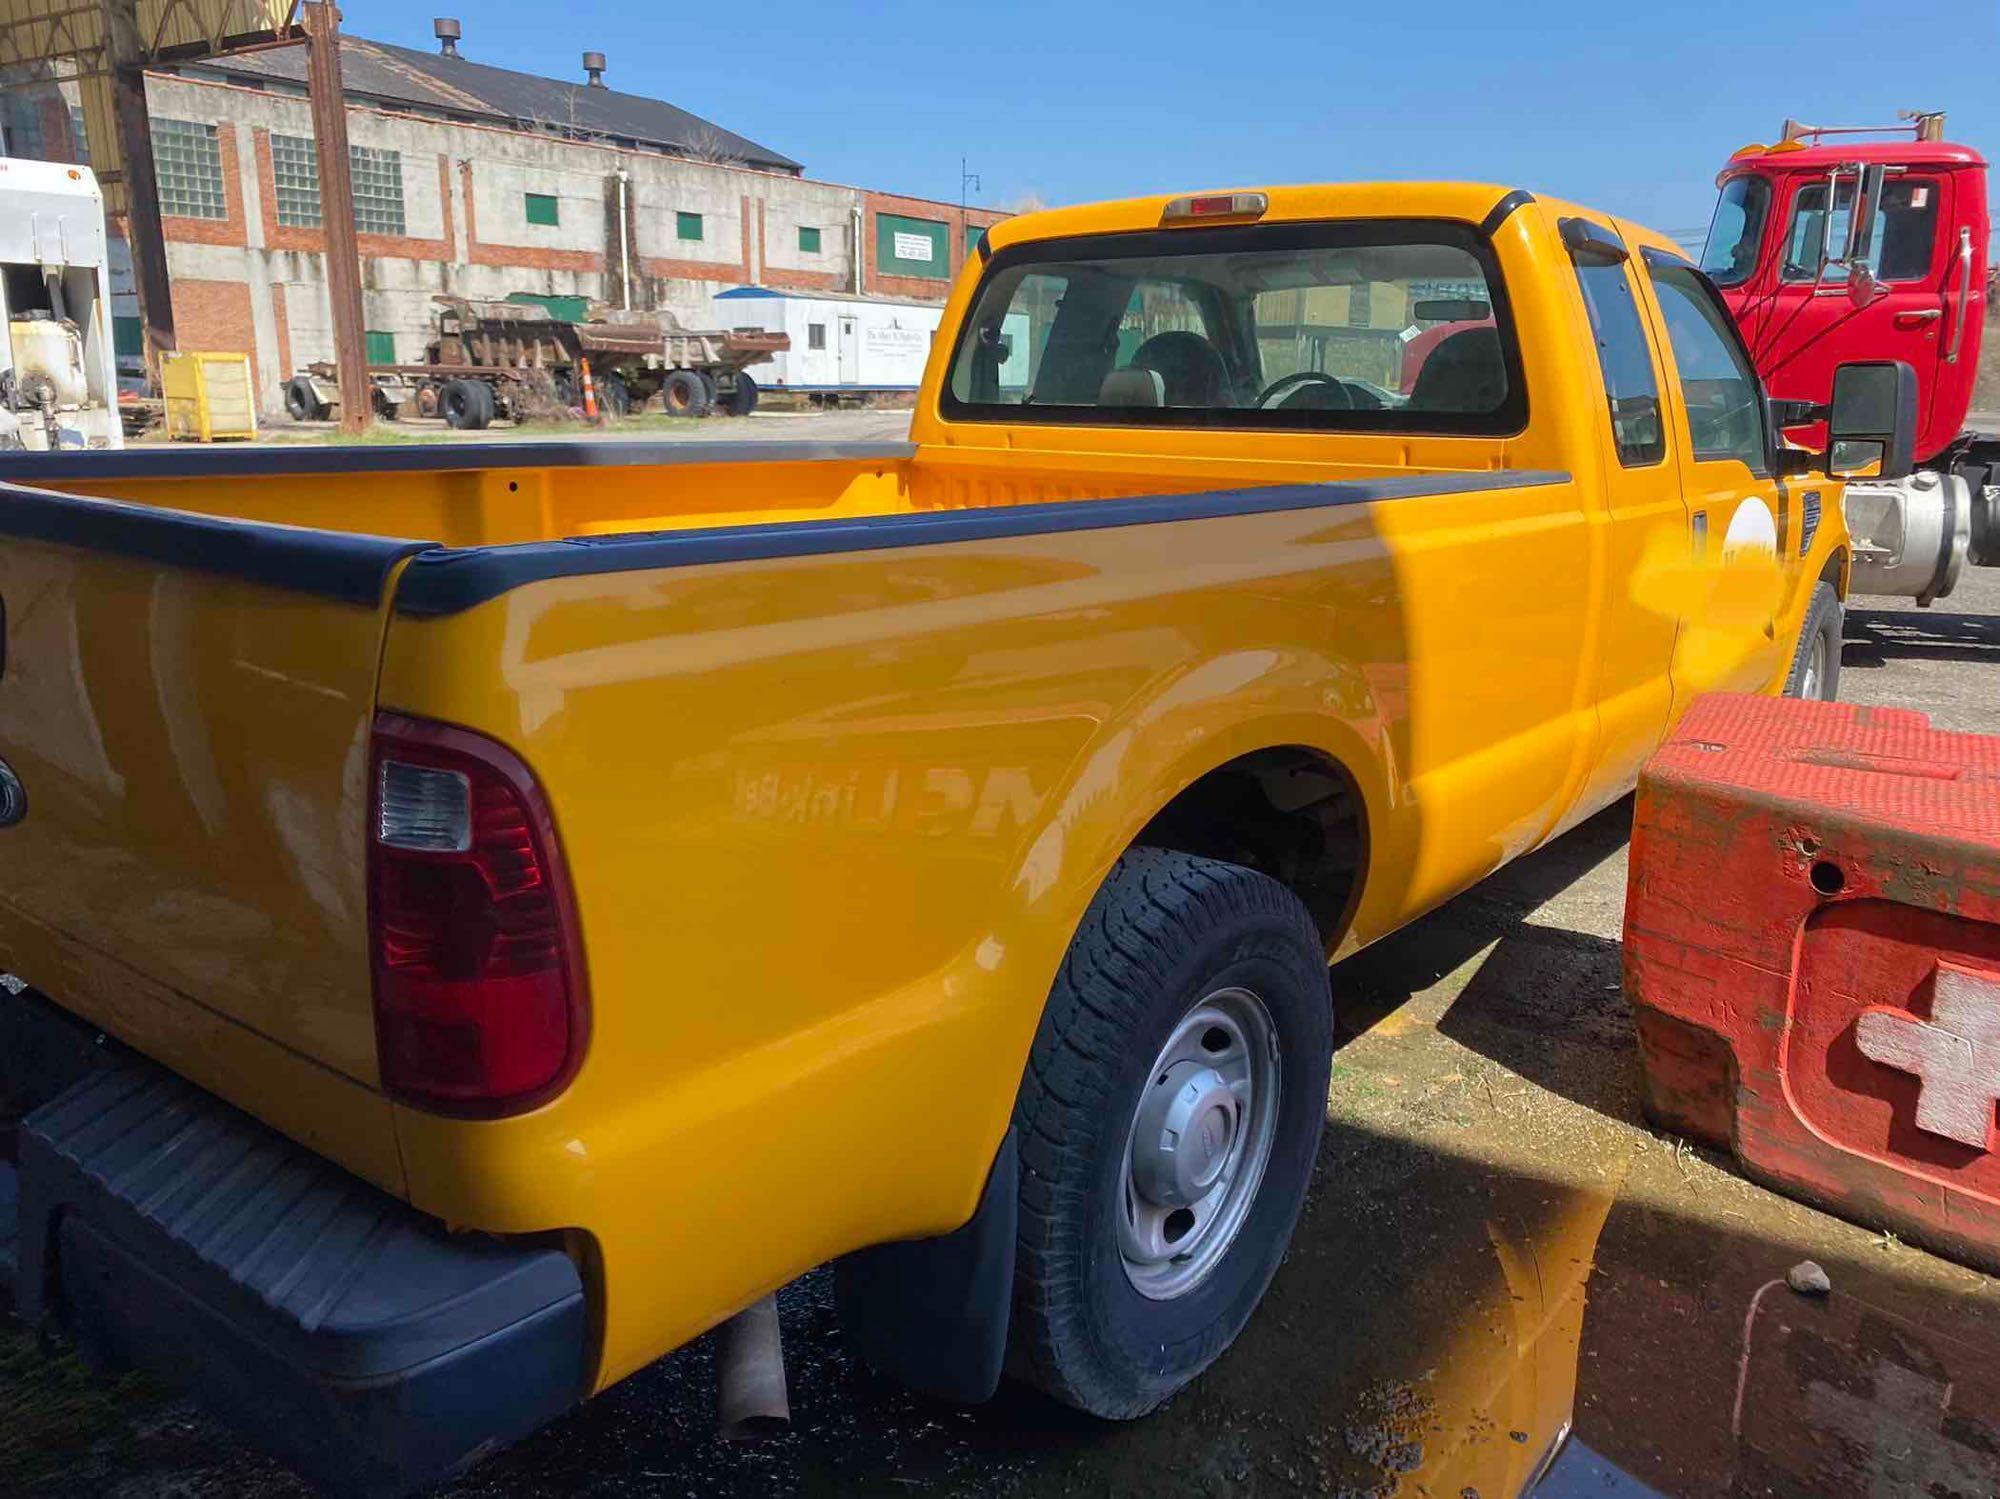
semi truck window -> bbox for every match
[1647,260,1769,473]
[1700,176,1771,287]
[1573,259,1665,467]
[942,218,1524,435]
[1780,178,1941,284]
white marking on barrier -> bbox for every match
[1855,964,2000,1150]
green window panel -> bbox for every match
[677,211,704,241]
[876,212,948,280]
[113,316,144,359]
[506,292,591,322]
[524,192,560,227]
[365,330,397,365]
[798,225,821,253]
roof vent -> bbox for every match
[583,51,607,87]
[434,18,462,57]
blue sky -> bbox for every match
[350,0,1998,250]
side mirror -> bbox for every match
[1827,360,1918,479]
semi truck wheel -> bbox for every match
[1783,582,1843,702]
[1010,847,1332,1418]
[441,379,492,431]
[724,372,760,417]
[662,369,712,418]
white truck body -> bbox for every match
[712,288,943,394]
[0,157,121,450]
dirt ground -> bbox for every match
[4,438,2000,1498]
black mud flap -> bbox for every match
[4,991,590,1498]
[833,1128,1017,1403]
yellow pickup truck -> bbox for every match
[0,181,1884,1493]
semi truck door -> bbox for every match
[1641,252,1790,707]
[1755,169,1949,455]
[1562,228,1690,813]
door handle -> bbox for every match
[1894,308,1943,326]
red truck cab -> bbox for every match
[1702,115,1998,596]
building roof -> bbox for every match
[189,34,801,175]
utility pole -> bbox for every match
[302,2,370,437]
[102,0,175,381]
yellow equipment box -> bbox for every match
[161,350,258,441]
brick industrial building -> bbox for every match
[0,18,1006,403]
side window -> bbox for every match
[807,322,826,351]
[1648,260,1769,473]
[1781,177,1941,284]
[1573,259,1665,466]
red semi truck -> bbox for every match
[1702,112,1999,601]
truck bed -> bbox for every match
[3,437,1515,556]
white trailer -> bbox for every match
[0,157,121,451]
[711,288,943,400]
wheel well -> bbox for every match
[1820,546,1850,600]
[1132,746,1366,947]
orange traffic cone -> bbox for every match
[580,358,600,422]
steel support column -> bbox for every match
[103,0,175,377]
[302,2,368,436]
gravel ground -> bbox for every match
[4,441,1999,1498]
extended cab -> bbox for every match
[0,183,1867,1494]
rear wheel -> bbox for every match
[441,379,492,431]
[600,372,632,418]
[1010,847,1332,1418]
[1784,581,1844,701]
[723,371,759,417]
[662,368,712,418]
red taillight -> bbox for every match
[369,712,587,1117]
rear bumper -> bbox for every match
[0,988,589,1497]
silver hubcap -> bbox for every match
[1802,632,1826,698]
[1118,987,1281,1300]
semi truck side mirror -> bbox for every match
[1826,360,1918,479]
[1845,165,1886,269]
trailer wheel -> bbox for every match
[600,372,632,418]
[662,369,712,418]
[441,379,492,431]
[723,372,760,417]
[1010,847,1332,1419]
[371,388,400,422]
[284,377,329,423]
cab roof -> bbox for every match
[1721,139,1987,176]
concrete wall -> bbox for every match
[108,72,1006,410]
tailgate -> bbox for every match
[0,480,428,1189]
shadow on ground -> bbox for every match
[1843,607,2000,671]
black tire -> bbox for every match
[1784,581,1844,701]
[1010,847,1332,1418]
[284,377,328,423]
[662,368,712,418]
[600,372,632,418]
[441,379,492,431]
[723,371,759,417]
[371,388,400,421]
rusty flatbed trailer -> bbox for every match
[283,296,790,428]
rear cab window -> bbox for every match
[942,219,1526,435]
[1571,248,1666,467]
